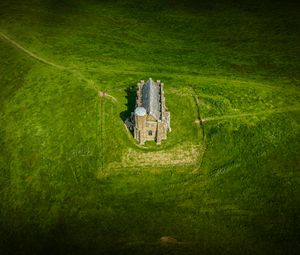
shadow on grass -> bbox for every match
[120,86,136,122]
[119,86,137,138]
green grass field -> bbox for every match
[0,0,299,254]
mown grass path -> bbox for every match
[0,31,100,91]
[0,30,115,175]
[204,105,300,122]
[0,31,66,70]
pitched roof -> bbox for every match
[142,79,161,120]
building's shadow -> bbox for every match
[120,86,136,134]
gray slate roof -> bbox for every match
[142,79,161,120]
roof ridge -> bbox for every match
[141,79,161,120]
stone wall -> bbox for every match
[133,79,170,145]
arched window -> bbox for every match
[148,130,153,136]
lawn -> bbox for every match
[0,0,299,254]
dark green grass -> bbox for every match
[0,0,300,254]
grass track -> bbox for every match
[0,31,66,70]
[204,104,300,122]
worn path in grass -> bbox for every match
[0,30,115,174]
[1,31,298,171]
[0,32,95,87]
[2,29,284,95]
[204,105,300,122]
[0,31,66,70]
[0,31,119,102]
[1,31,293,98]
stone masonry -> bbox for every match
[132,78,171,145]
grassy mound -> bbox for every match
[0,0,299,254]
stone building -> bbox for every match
[132,78,171,145]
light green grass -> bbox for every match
[0,0,299,254]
